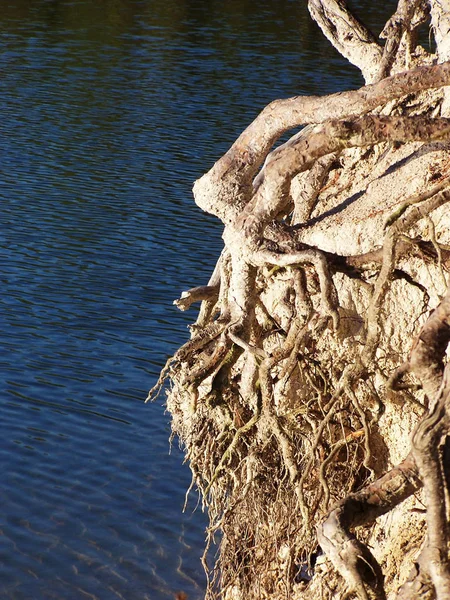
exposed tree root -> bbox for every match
[149,3,450,598]
[318,287,450,599]
[174,284,220,312]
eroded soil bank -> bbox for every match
[150,2,450,598]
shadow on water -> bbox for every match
[0,0,398,598]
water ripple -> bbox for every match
[0,0,395,598]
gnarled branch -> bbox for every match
[308,0,382,83]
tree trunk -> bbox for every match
[149,2,450,598]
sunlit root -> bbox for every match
[185,333,233,387]
[318,456,420,600]
[249,245,339,328]
[411,367,450,600]
[146,319,229,402]
[377,0,428,81]
[193,62,450,223]
[239,116,450,241]
[150,5,450,598]
[307,0,382,84]
[318,286,450,599]
[174,284,220,312]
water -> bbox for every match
[0,1,397,598]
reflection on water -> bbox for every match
[0,0,396,598]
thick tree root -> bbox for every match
[411,370,450,600]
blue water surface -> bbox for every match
[0,1,396,598]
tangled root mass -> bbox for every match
[149,2,450,598]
